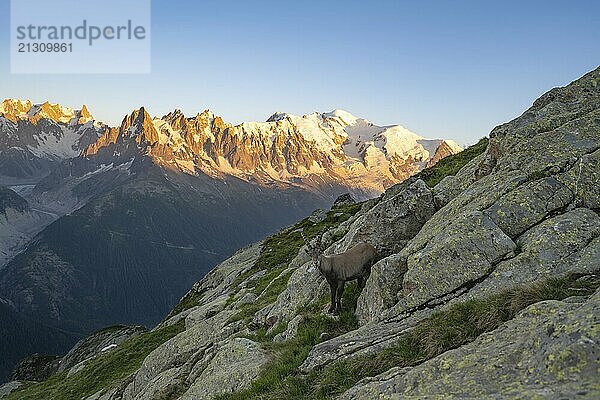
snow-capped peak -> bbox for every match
[323,109,361,126]
[0,99,96,125]
[27,101,76,123]
[0,99,105,163]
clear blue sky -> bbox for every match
[1,0,598,145]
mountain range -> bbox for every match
[0,99,460,193]
[0,99,460,381]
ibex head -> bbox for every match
[302,232,324,265]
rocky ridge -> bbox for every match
[343,290,600,399]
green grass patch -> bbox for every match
[229,268,294,323]
[7,320,186,400]
[219,283,360,400]
[244,322,288,344]
[416,137,489,187]
[219,274,599,400]
[87,325,146,340]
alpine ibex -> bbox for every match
[303,234,376,314]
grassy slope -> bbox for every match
[220,275,599,400]
[415,137,488,187]
[4,201,362,400]
[7,320,185,400]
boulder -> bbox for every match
[461,208,600,301]
[114,245,265,399]
[332,193,356,208]
[121,309,239,399]
[257,260,328,327]
[342,290,600,399]
[393,211,516,314]
[484,176,573,238]
[180,338,269,400]
[339,179,437,257]
[355,254,407,325]
[300,309,432,373]
[557,148,600,209]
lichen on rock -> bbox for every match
[342,290,600,399]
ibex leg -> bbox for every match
[357,276,365,290]
[335,281,345,314]
[328,282,337,314]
